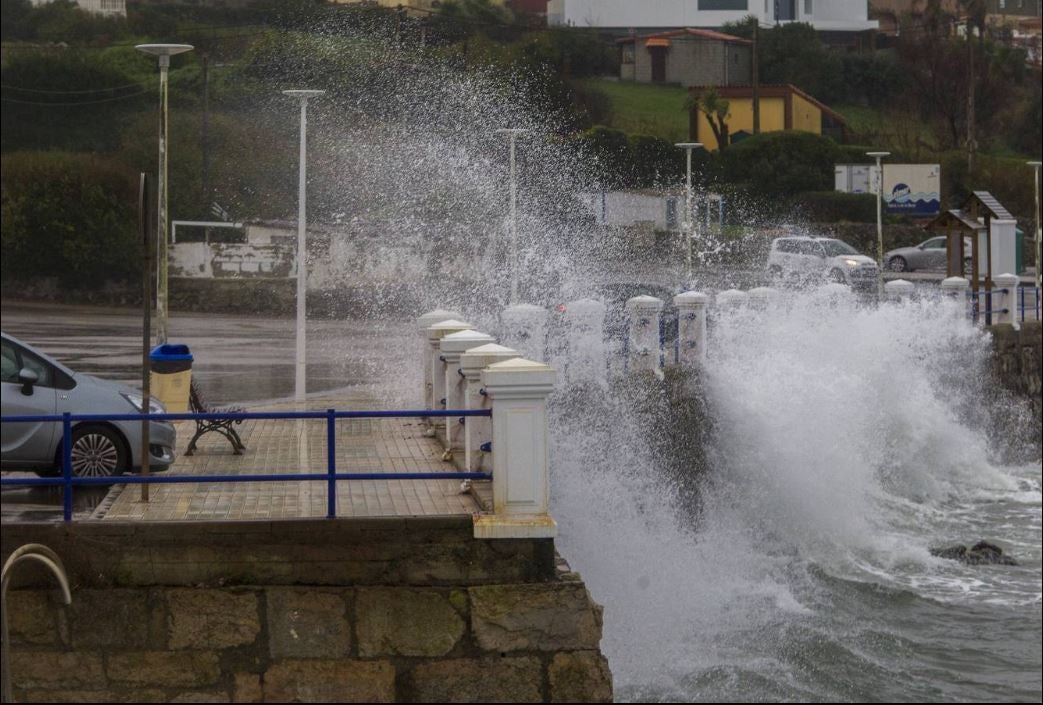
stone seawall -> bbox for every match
[2,519,612,703]
[989,320,1042,418]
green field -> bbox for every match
[580,78,691,142]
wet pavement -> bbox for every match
[1,301,422,522]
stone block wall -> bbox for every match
[2,519,612,703]
[989,320,1042,417]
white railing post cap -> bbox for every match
[480,357,556,392]
[625,295,665,312]
[940,276,970,289]
[417,309,462,331]
[426,318,474,342]
[674,291,710,306]
[440,330,495,355]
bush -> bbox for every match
[1,152,140,286]
[717,130,841,196]
[796,191,877,223]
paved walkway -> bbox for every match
[101,393,481,522]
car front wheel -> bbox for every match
[888,256,907,272]
[68,424,127,478]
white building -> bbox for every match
[31,0,126,18]
[547,0,877,33]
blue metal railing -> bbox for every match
[967,286,1042,325]
[0,408,491,522]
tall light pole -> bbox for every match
[1029,160,1042,293]
[136,43,193,344]
[283,89,325,403]
[675,142,703,286]
[495,128,529,304]
[867,151,891,295]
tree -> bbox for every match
[687,87,731,151]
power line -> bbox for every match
[0,81,151,95]
[0,89,150,106]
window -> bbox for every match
[804,0,812,14]
[698,1,748,9]
[923,238,945,250]
[0,340,18,383]
[0,340,52,387]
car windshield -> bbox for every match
[820,239,859,257]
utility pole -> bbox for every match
[139,173,152,504]
[202,52,210,239]
[675,142,703,286]
[1030,160,1042,292]
[966,31,975,173]
[867,150,891,296]
[495,128,530,304]
[752,19,760,135]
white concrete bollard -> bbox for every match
[440,330,496,453]
[625,295,665,374]
[746,287,778,311]
[473,357,557,539]
[564,298,607,386]
[993,273,1021,328]
[501,304,549,362]
[884,279,915,301]
[426,320,474,430]
[940,276,972,319]
[417,309,462,410]
[460,343,520,472]
[716,289,748,310]
[673,291,709,366]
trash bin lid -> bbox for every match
[150,344,193,362]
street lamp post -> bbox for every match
[1029,161,1042,293]
[136,44,194,344]
[867,151,891,295]
[495,128,530,304]
[675,142,703,287]
[283,90,325,404]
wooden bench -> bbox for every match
[185,381,246,456]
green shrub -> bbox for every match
[717,130,841,196]
[796,191,877,223]
[1,151,140,286]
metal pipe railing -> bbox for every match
[0,408,492,522]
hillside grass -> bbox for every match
[580,78,690,142]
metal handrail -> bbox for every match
[1,544,72,703]
[0,408,492,522]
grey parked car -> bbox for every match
[1,331,176,478]
[885,236,972,273]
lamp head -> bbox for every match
[866,151,891,159]
[675,142,703,149]
[282,90,327,99]
[136,44,193,68]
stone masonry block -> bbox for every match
[17,689,167,703]
[406,656,543,703]
[167,588,261,650]
[262,660,395,703]
[266,588,351,659]
[68,589,155,649]
[356,588,465,657]
[10,652,106,690]
[233,673,263,703]
[6,590,62,646]
[106,651,221,688]
[470,583,603,652]
[548,651,614,703]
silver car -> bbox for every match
[885,236,972,273]
[1,331,176,478]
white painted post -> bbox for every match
[501,303,549,362]
[460,343,520,472]
[440,330,495,452]
[746,286,778,311]
[426,320,474,432]
[993,273,1021,328]
[625,295,664,373]
[417,309,462,409]
[473,358,557,539]
[716,289,748,310]
[940,276,971,319]
[564,298,607,385]
[884,279,915,300]
[673,291,709,366]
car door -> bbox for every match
[0,338,58,468]
[921,237,947,269]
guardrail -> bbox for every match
[0,408,491,523]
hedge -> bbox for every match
[1,151,140,287]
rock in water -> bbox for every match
[930,541,1019,566]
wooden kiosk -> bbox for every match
[925,191,1014,290]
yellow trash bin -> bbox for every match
[149,344,193,412]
